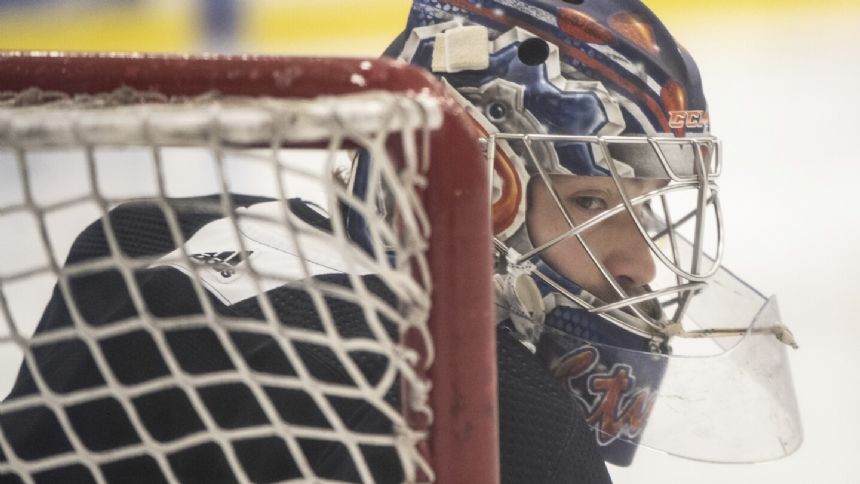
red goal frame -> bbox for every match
[0,51,499,484]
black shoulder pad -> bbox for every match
[497,327,613,484]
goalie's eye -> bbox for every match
[571,195,608,212]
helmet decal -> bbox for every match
[557,8,614,45]
[548,346,658,448]
[607,11,659,55]
[406,0,710,135]
[660,79,688,136]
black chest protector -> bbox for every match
[1,195,610,484]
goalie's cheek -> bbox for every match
[526,223,606,301]
[527,210,657,303]
[526,183,607,299]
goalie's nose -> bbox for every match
[601,211,657,291]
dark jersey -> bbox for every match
[0,195,611,484]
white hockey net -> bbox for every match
[0,55,495,484]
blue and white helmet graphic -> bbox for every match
[386,0,802,467]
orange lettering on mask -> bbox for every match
[584,365,657,446]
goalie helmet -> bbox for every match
[381,0,801,467]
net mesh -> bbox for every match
[0,88,442,483]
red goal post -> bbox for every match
[0,52,498,483]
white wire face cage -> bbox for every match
[490,132,728,342]
[488,132,802,464]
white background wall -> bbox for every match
[612,10,860,484]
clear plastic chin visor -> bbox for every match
[537,252,802,464]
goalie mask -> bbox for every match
[382,0,802,467]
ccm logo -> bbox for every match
[668,110,710,129]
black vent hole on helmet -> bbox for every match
[486,102,508,122]
[518,38,550,66]
[562,0,585,4]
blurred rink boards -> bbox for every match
[1,0,852,55]
[0,0,409,54]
